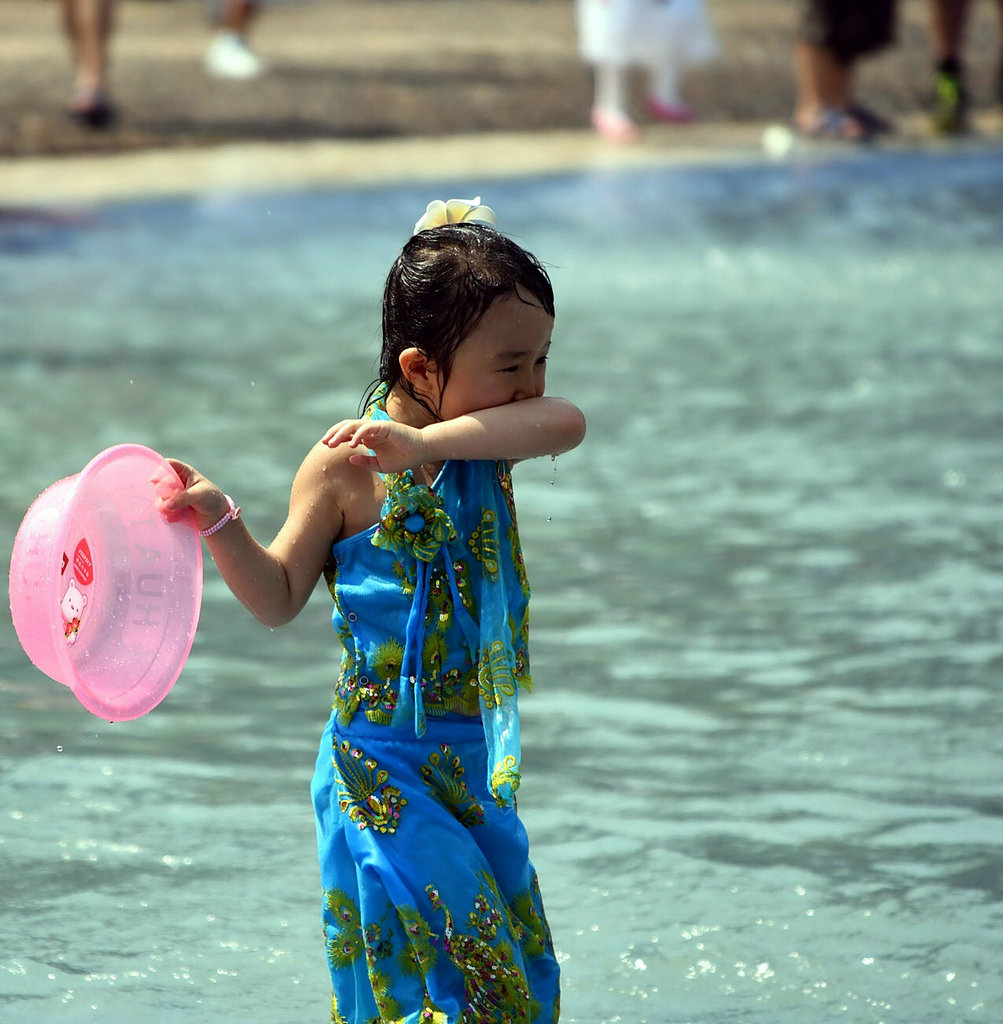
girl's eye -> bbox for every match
[535,355,549,366]
[501,365,520,374]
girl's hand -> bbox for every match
[321,419,427,474]
[157,459,232,534]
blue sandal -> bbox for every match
[795,107,870,143]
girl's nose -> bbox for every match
[514,368,542,401]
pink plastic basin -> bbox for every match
[8,444,203,720]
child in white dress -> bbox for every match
[575,0,719,141]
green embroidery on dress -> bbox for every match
[333,672,361,726]
[450,557,476,613]
[325,888,364,970]
[478,640,517,710]
[364,919,397,971]
[468,508,499,579]
[392,558,416,595]
[396,904,439,976]
[369,966,402,1022]
[421,631,448,681]
[467,889,506,943]
[323,555,339,601]
[511,611,532,692]
[329,569,366,723]
[426,568,455,631]
[374,473,457,563]
[334,740,406,833]
[329,992,351,1024]
[498,463,518,522]
[420,744,486,828]
[508,521,529,596]
[490,756,521,804]
[353,639,405,725]
[415,1000,450,1023]
[335,618,356,672]
[372,638,405,682]
[425,882,534,1023]
[388,997,449,1024]
[509,886,550,959]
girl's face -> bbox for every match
[433,290,554,420]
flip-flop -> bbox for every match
[590,106,640,143]
[647,97,695,124]
[849,103,894,134]
[794,107,870,143]
[67,93,117,130]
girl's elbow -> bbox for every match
[571,406,587,445]
[257,591,311,629]
[556,404,587,452]
[245,602,288,629]
[257,610,291,630]
[243,589,301,629]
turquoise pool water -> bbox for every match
[2,147,1002,1023]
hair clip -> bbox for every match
[413,197,498,235]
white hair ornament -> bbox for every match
[413,197,498,235]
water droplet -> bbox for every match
[56,745,63,753]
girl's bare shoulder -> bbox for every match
[296,439,384,540]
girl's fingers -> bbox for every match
[153,460,193,515]
[355,421,393,448]
[157,502,185,523]
[351,423,377,448]
[172,459,200,481]
[159,486,198,518]
[322,420,364,448]
[156,484,191,520]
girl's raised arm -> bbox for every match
[423,396,586,461]
[324,396,585,473]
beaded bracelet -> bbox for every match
[200,495,241,537]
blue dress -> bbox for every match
[311,390,560,1024]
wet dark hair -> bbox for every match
[362,222,555,418]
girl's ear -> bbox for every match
[399,347,438,389]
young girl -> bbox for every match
[576,0,719,141]
[162,197,586,1023]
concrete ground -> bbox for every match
[0,0,1000,205]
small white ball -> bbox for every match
[762,124,795,159]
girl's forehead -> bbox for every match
[486,291,552,325]
[469,299,552,343]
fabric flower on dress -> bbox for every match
[373,474,457,563]
[413,196,497,235]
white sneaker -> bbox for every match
[205,32,266,80]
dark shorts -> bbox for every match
[800,0,897,63]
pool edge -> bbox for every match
[1,113,1001,207]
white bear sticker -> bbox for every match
[61,578,88,644]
